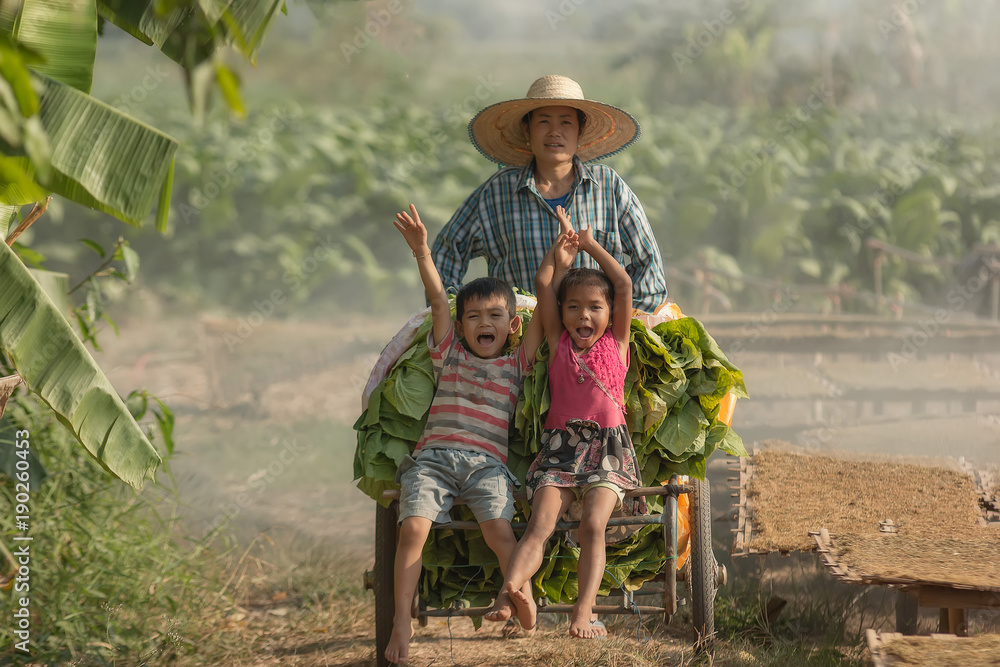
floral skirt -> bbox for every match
[526,419,648,543]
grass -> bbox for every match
[0,398,234,666]
[707,555,879,667]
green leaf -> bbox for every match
[203,0,285,63]
[12,241,44,267]
[0,154,48,204]
[0,2,16,33]
[0,203,18,237]
[0,241,161,487]
[155,157,174,233]
[22,114,51,179]
[3,73,179,225]
[891,190,941,250]
[95,0,189,47]
[719,426,748,457]
[0,35,41,116]
[214,61,244,116]
[101,311,118,335]
[78,238,105,258]
[113,242,140,281]
[653,399,707,458]
[151,396,175,455]
[126,390,148,420]
[26,267,70,318]
[10,0,98,93]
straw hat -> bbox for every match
[469,75,640,166]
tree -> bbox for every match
[0,0,292,487]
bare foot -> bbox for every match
[508,585,537,633]
[569,610,592,638]
[569,613,606,639]
[385,618,414,664]
[484,586,514,623]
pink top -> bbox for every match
[544,328,628,430]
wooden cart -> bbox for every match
[364,473,726,667]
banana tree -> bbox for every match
[1,0,290,487]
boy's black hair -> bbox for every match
[456,277,517,320]
[557,268,614,314]
[521,108,588,132]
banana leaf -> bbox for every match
[0,72,178,224]
[0,241,161,487]
[97,0,284,65]
[0,203,17,238]
[96,0,188,46]
[199,0,284,62]
[6,0,97,93]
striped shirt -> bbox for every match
[415,323,530,464]
[432,157,668,312]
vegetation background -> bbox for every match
[4,0,1000,664]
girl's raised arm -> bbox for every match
[536,207,578,355]
[577,226,632,360]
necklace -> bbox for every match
[573,347,586,383]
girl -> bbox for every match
[485,206,647,639]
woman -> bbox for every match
[432,75,668,313]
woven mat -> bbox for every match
[733,445,998,565]
[867,630,1000,666]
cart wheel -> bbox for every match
[689,475,717,651]
[374,501,398,667]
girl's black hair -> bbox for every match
[557,268,614,314]
[456,277,517,321]
[522,108,588,132]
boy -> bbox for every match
[387,204,544,664]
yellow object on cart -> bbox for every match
[639,302,738,572]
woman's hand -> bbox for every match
[393,204,429,255]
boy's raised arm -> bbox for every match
[394,204,452,347]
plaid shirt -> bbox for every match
[431,157,668,312]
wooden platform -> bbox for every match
[731,454,770,556]
[813,528,1000,611]
[733,447,1000,635]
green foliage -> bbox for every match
[97,101,482,312]
[0,388,214,665]
[0,0,296,489]
[43,98,1000,315]
[0,241,161,487]
[616,106,1000,311]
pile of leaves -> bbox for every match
[354,308,747,609]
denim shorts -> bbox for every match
[396,448,517,525]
